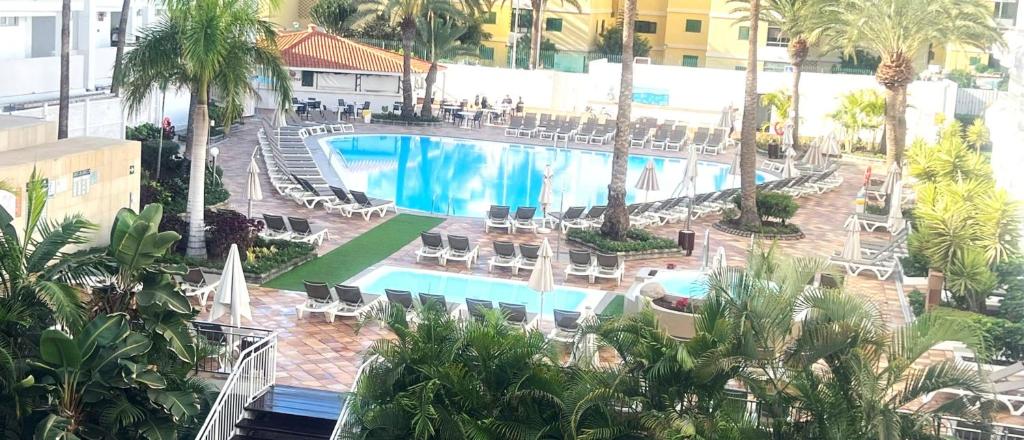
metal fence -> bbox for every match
[956,87,1004,116]
[191,321,275,376]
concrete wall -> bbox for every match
[8,95,126,139]
[439,61,957,140]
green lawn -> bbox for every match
[263,214,444,291]
[599,295,625,316]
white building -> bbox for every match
[0,0,164,138]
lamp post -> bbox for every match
[209,146,220,179]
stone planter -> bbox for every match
[197,251,317,285]
[566,237,683,261]
[712,221,805,241]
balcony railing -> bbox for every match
[191,321,275,376]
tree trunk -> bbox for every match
[110,0,131,96]
[788,37,806,151]
[883,85,907,167]
[421,61,437,118]
[185,83,210,259]
[530,0,543,69]
[400,19,416,119]
[599,0,635,241]
[737,0,760,228]
[185,88,198,154]
[58,0,71,139]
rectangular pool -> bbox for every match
[350,266,603,314]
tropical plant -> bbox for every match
[599,0,637,241]
[348,302,566,439]
[117,0,292,259]
[596,23,652,58]
[415,15,479,118]
[353,0,467,119]
[946,69,976,88]
[311,0,403,39]
[822,0,1002,167]
[828,89,885,151]
[58,0,71,139]
[738,0,761,227]
[966,118,990,152]
[760,89,792,128]
[523,0,581,69]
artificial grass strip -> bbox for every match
[599,295,625,317]
[263,214,445,291]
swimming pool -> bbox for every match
[350,266,602,314]
[647,270,709,299]
[321,134,771,217]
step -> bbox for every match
[235,418,332,440]
[245,385,347,421]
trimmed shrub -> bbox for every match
[568,228,677,253]
[908,289,925,317]
[205,209,263,260]
[933,307,1024,362]
[732,191,799,224]
[899,249,930,278]
[127,122,162,141]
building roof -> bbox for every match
[277,26,435,74]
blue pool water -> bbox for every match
[649,271,709,298]
[353,267,597,314]
[323,135,770,217]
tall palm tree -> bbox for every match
[58,0,70,139]
[415,15,479,118]
[117,0,292,259]
[110,0,131,96]
[599,0,636,240]
[526,0,580,69]
[823,0,1001,167]
[737,0,761,227]
[354,0,465,119]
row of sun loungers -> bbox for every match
[503,114,729,154]
[295,281,584,339]
[565,249,624,285]
[259,214,330,246]
[484,205,541,233]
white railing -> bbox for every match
[329,355,379,439]
[194,330,280,440]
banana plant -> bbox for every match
[31,313,200,439]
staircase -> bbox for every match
[231,385,347,440]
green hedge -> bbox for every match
[932,307,1024,362]
[371,112,442,123]
[162,238,315,277]
[732,191,798,224]
[568,228,677,253]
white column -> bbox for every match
[83,0,97,90]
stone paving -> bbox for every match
[206,114,912,394]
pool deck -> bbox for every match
[209,115,917,395]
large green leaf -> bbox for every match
[136,273,192,314]
[154,320,197,362]
[147,389,201,422]
[90,333,153,372]
[40,330,82,369]
[34,414,78,440]
[109,204,179,275]
[137,417,177,440]
[78,314,130,359]
[118,359,167,389]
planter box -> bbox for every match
[567,237,683,261]
[197,251,318,285]
[712,221,805,241]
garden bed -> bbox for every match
[164,238,317,284]
[566,228,682,260]
[713,219,805,241]
[369,113,444,127]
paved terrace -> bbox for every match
[208,114,917,396]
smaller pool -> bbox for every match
[351,266,603,314]
[648,270,709,299]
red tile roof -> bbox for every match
[276,26,434,74]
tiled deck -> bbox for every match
[207,115,910,393]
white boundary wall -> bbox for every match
[439,60,957,141]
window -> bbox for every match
[511,9,532,32]
[72,170,91,197]
[681,55,700,67]
[995,0,1018,26]
[766,27,789,47]
[734,66,746,71]
[0,17,18,27]
[969,56,981,65]
[545,17,563,32]
[685,19,701,33]
[301,71,314,87]
[479,46,494,60]
[482,11,497,24]
[738,26,750,40]
[635,20,657,34]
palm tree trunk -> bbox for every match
[530,0,543,69]
[883,85,907,166]
[789,54,804,151]
[738,0,760,227]
[58,0,71,139]
[421,61,437,118]
[400,18,416,119]
[110,0,131,96]
[599,0,635,241]
[185,82,210,259]
[185,88,198,154]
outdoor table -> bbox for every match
[458,111,476,129]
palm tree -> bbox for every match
[117,0,292,259]
[110,0,131,96]
[823,0,1002,167]
[737,0,761,227]
[58,0,70,139]
[354,0,464,119]
[828,89,885,151]
[525,0,581,69]
[599,0,636,240]
[759,88,791,130]
[415,15,479,118]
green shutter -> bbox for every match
[483,11,497,24]
[480,46,495,60]
[682,55,699,67]
[685,19,701,33]
[545,18,563,32]
[738,26,750,40]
